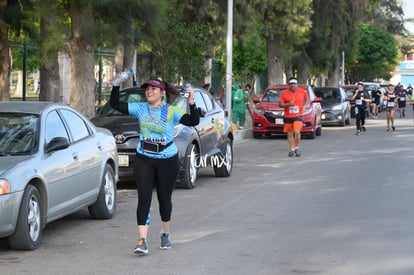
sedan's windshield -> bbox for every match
[315,89,341,104]
[263,89,283,102]
[0,114,38,155]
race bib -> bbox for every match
[387,101,394,107]
[400,97,405,101]
[289,106,299,114]
[355,99,362,105]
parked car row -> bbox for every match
[0,86,234,251]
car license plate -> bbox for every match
[275,118,283,125]
[118,155,129,167]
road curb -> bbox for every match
[234,128,252,140]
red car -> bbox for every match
[252,85,322,139]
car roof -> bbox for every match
[0,101,62,114]
[313,87,342,90]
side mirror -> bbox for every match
[313,97,322,103]
[45,137,70,154]
[252,97,261,104]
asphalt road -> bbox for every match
[1,110,414,275]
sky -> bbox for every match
[402,0,414,33]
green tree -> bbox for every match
[304,0,364,86]
[348,23,398,82]
[232,24,267,86]
[249,0,313,85]
[147,14,210,83]
[0,0,38,100]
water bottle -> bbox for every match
[180,83,191,98]
[112,68,134,86]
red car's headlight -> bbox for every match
[254,108,265,115]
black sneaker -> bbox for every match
[392,126,395,131]
[160,232,171,250]
[361,126,366,132]
[294,148,301,157]
[288,150,295,157]
[134,238,149,255]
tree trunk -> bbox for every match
[327,52,341,86]
[39,17,60,102]
[297,58,308,84]
[285,57,293,81]
[266,36,284,85]
[68,1,95,118]
[0,0,10,101]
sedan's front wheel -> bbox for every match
[178,143,199,189]
[9,185,43,250]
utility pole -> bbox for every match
[225,0,233,121]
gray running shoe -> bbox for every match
[160,232,171,250]
[288,150,295,157]
[134,238,149,255]
[295,148,301,157]
[355,130,360,136]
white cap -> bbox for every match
[288,77,298,84]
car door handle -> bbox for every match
[97,142,102,150]
[211,118,215,124]
[72,152,79,161]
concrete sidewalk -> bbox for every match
[233,112,253,140]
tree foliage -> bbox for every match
[231,24,267,85]
[148,13,211,84]
[249,0,313,85]
[1,0,411,112]
[347,23,398,82]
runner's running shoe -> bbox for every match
[160,232,172,250]
[134,238,149,255]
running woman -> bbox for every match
[384,84,397,131]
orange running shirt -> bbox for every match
[279,88,309,118]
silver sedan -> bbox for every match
[0,102,118,250]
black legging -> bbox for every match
[355,106,366,130]
[134,153,179,225]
